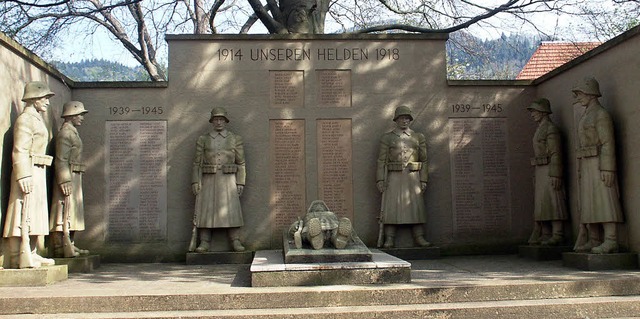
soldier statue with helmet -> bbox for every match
[376,105,431,248]
[189,107,246,252]
[526,98,568,246]
[572,77,624,254]
[3,81,56,268]
[49,101,90,258]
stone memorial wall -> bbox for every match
[105,121,167,242]
[19,30,640,260]
[449,118,511,240]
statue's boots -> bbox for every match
[228,228,245,252]
[231,239,245,252]
[195,229,211,253]
[307,218,324,250]
[413,225,431,247]
[52,232,80,257]
[383,225,396,248]
[32,250,55,266]
[7,237,38,268]
[591,239,618,254]
[592,223,618,254]
[528,223,542,245]
[575,224,602,252]
[541,221,563,246]
[73,245,89,255]
[332,218,352,249]
[50,232,65,258]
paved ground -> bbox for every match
[2,254,640,298]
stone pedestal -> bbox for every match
[380,247,441,260]
[0,265,68,287]
[186,251,254,264]
[251,249,411,287]
[563,252,639,270]
[283,233,372,263]
[519,245,573,261]
[53,255,101,273]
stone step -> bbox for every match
[2,296,640,318]
[2,277,640,315]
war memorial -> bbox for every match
[1,24,640,317]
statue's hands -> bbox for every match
[60,181,72,196]
[237,185,244,196]
[18,177,33,194]
[192,182,201,195]
[550,177,562,190]
[601,171,615,187]
[376,181,385,193]
[421,182,427,192]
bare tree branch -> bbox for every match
[245,0,288,33]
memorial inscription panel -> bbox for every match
[317,119,353,220]
[449,118,511,239]
[105,121,167,242]
[269,120,306,243]
[316,70,352,108]
[270,70,304,108]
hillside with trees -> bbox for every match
[447,32,542,80]
[51,59,152,82]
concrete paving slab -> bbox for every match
[1,254,640,297]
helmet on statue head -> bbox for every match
[572,77,602,97]
[22,81,55,102]
[61,101,88,118]
[393,105,414,121]
[527,98,552,114]
[209,107,229,123]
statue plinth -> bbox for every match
[283,232,372,263]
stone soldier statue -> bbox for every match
[191,107,246,252]
[526,98,568,246]
[49,101,90,258]
[573,77,624,254]
[376,105,430,248]
[3,81,56,268]
[288,200,352,250]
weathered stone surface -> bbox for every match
[251,249,410,287]
[52,255,101,273]
[563,252,639,270]
[381,246,441,260]
[186,251,254,264]
[518,245,572,261]
[0,265,67,287]
[283,232,372,263]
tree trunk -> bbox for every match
[278,0,328,33]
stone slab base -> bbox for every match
[380,246,441,260]
[518,245,573,261]
[563,252,639,270]
[251,249,410,287]
[283,233,372,263]
[0,265,68,287]
[53,255,101,273]
[186,251,254,264]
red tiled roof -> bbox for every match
[516,42,601,80]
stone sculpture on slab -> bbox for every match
[376,105,431,248]
[189,107,246,253]
[288,200,352,250]
[2,81,56,268]
[526,98,568,246]
[49,101,90,258]
[572,77,624,254]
